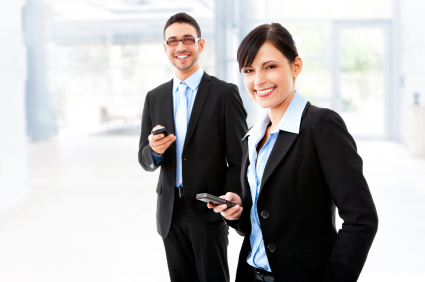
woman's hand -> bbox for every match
[207,192,243,221]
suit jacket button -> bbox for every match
[267,244,276,252]
[261,210,270,219]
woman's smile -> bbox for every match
[255,86,276,98]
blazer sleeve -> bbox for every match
[314,109,378,282]
[223,84,248,198]
[138,91,161,172]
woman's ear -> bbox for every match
[293,56,303,78]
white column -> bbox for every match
[398,0,425,154]
[0,0,29,209]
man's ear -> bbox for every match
[198,39,205,54]
[163,42,167,53]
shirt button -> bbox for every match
[267,244,276,252]
[261,210,270,219]
[251,219,255,224]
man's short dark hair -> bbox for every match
[163,13,201,39]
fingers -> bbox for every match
[223,192,243,206]
[149,133,173,142]
[150,134,175,145]
[152,125,164,130]
[209,202,243,220]
[149,134,176,154]
[221,205,243,221]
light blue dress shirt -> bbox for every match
[243,91,308,272]
[152,68,204,175]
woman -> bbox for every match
[208,23,378,282]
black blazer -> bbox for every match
[232,103,378,282]
[138,72,248,238]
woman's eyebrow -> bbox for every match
[262,60,279,66]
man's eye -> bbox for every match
[183,37,195,43]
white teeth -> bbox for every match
[258,88,274,95]
[177,55,188,59]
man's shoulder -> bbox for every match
[207,73,238,90]
[148,79,172,96]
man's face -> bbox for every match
[163,23,204,72]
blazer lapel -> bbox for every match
[258,102,311,195]
[183,72,212,151]
[163,78,176,156]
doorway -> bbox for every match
[332,20,393,139]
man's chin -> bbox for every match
[173,60,196,72]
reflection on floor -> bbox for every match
[0,134,424,281]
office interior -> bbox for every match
[0,0,424,281]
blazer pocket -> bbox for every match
[293,248,332,270]
[156,183,162,195]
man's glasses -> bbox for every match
[165,37,201,46]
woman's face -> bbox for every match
[242,42,302,109]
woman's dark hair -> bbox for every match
[164,13,201,39]
[237,23,298,71]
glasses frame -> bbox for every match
[164,37,201,46]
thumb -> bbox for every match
[225,192,233,201]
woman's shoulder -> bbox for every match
[301,103,349,140]
[304,104,344,126]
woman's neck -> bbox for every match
[268,89,296,131]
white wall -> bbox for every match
[0,0,29,209]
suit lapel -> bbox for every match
[258,102,311,195]
[183,73,212,151]
[258,131,298,195]
[163,78,176,156]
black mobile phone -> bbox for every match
[196,193,237,208]
[151,127,169,137]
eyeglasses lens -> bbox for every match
[167,37,195,46]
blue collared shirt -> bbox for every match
[243,91,308,272]
[152,68,204,167]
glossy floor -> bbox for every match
[0,133,424,281]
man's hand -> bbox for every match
[149,125,176,155]
[208,192,243,221]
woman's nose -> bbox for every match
[254,72,266,87]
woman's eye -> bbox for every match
[266,65,276,70]
[243,69,253,73]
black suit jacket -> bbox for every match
[232,103,378,282]
[138,72,248,238]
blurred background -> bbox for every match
[0,0,424,281]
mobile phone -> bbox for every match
[196,193,237,208]
[151,127,169,137]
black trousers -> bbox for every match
[163,192,230,282]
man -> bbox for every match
[138,13,248,282]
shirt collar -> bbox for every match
[173,67,204,93]
[242,91,308,140]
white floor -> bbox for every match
[0,131,424,281]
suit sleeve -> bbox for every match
[223,84,248,198]
[314,109,378,282]
[138,92,162,172]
